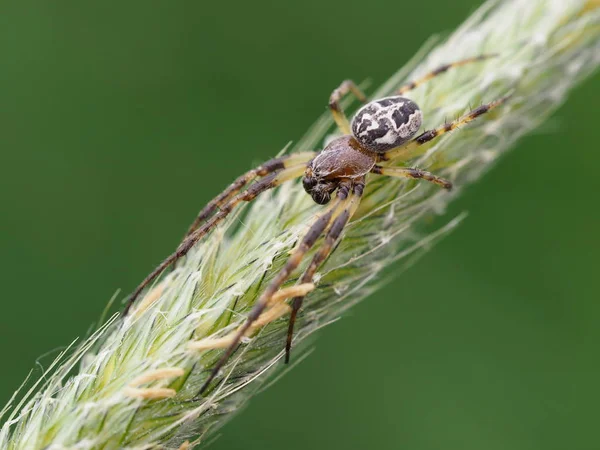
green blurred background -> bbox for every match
[1,1,599,449]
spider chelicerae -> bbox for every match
[124,54,508,395]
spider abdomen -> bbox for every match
[351,96,422,153]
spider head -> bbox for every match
[302,168,337,205]
[351,96,422,152]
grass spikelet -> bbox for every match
[1,0,599,448]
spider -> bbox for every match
[123,54,508,395]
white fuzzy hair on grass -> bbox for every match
[1,0,599,448]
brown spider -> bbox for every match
[123,54,508,395]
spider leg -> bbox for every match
[396,54,497,95]
[371,165,452,190]
[188,283,316,352]
[380,95,510,162]
[329,80,367,135]
[124,163,308,315]
[285,181,364,363]
[185,152,316,238]
[198,185,354,395]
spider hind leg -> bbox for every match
[381,95,510,162]
[396,54,497,95]
[371,165,452,190]
[329,80,367,135]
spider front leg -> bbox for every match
[188,283,316,352]
[124,162,309,315]
[380,95,510,162]
[329,80,367,135]
[197,185,355,395]
[396,54,497,95]
[185,152,315,238]
[285,181,364,363]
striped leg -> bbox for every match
[329,80,367,134]
[380,95,510,162]
[198,184,355,395]
[124,163,308,315]
[371,165,452,190]
[185,152,315,238]
[285,182,364,363]
[396,54,497,95]
[188,283,316,353]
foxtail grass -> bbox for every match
[1,0,599,448]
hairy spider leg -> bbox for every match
[187,283,316,353]
[285,181,364,363]
[380,95,510,162]
[198,185,356,395]
[396,54,497,95]
[124,163,309,315]
[329,80,367,134]
[371,165,452,190]
[185,152,316,238]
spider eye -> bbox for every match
[351,96,422,153]
[303,175,336,205]
[311,190,332,205]
[303,176,317,193]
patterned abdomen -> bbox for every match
[351,96,422,153]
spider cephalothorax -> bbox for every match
[123,54,506,396]
[303,135,375,204]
